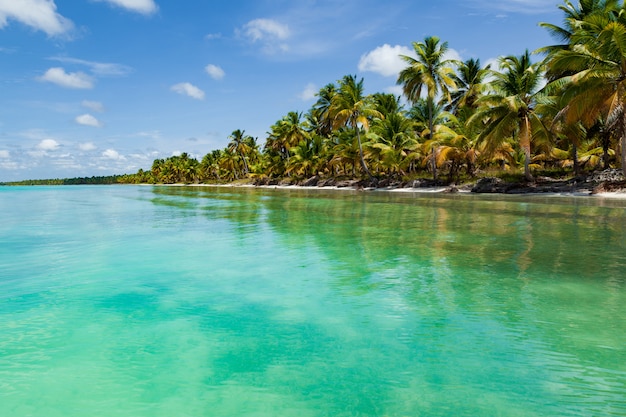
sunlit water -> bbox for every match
[1,185,625,416]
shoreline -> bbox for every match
[158,181,626,200]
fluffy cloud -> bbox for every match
[299,83,317,101]
[0,150,9,158]
[205,64,225,80]
[93,0,157,15]
[38,67,94,89]
[37,138,60,151]
[171,82,205,100]
[243,18,289,41]
[75,113,102,127]
[385,85,404,97]
[239,18,290,54]
[359,44,413,77]
[102,149,125,160]
[360,44,462,78]
[82,100,104,112]
[79,142,97,151]
[443,48,463,63]
[0,0,73,36]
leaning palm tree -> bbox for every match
[330,75,383,180]
[470,51,551,181]
[397,36,458,181]
[543,2,626,175]
[538,0,619,60]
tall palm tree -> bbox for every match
[470,51,551,181]
[543,1,626,175]
[228,129,253,176]
[330,75,383,180]
[448,58,491,112]
[397,36,458,180]
[312,83,337,137]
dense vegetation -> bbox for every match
[109,2,626,185]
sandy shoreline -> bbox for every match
[156,182,626,200]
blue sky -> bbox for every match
[0,0,562,181]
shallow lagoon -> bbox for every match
[1,185,625,416]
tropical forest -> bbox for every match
[119,0,626,188]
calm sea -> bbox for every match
[1,185,625,416]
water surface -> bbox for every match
[1,185,625,416]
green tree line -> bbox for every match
[121,1,626,185]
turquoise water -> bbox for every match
[1,185,625,416]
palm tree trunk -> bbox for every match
[356,128,375,181]
[428,99,438,182]
[240,152,249,175]
[621,134,626,177]
[524,150,533,182]
[572,143,580,176]
[602,130,611,170]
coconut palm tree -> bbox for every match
[312,83,337,138]
[538,0,619,60]
[330,75,383,180]
[543,1,626,175]
[369,111,420,177]
[448,58,491,112]
[228,129,253,176]
[397,36,458,180]
[470,51,551,181]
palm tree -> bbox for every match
[330,75,383,180]
[543,1,626,175]
[470,51,551,181]
[448,58,491,112]
[227,129,253,176]
[372,93,403,118]
[397,36,458,181]
[369,112,419,177]
[312,83,337,137]
[538,0,619,60]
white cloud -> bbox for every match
[93,0,157,15]
[385,85,404,97]
[205,64,225,80]
[79,142,97,151]
[50,57,132,77]
[75,113,102,127]
[358,44,413,77]
[243,18,289,42]
[37,138,60,151]
[38,67,94,89]
[205,32,221,40]
[0,0,73,36]
[82,100,104,112]
[239,18,290,54]
[102,148,125,160]
[299,83,317,101]
[360,44,462,77]
[443,48,463,64]
[485,57,503,71]
[171,82,205,100]
[0,150,9,158]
